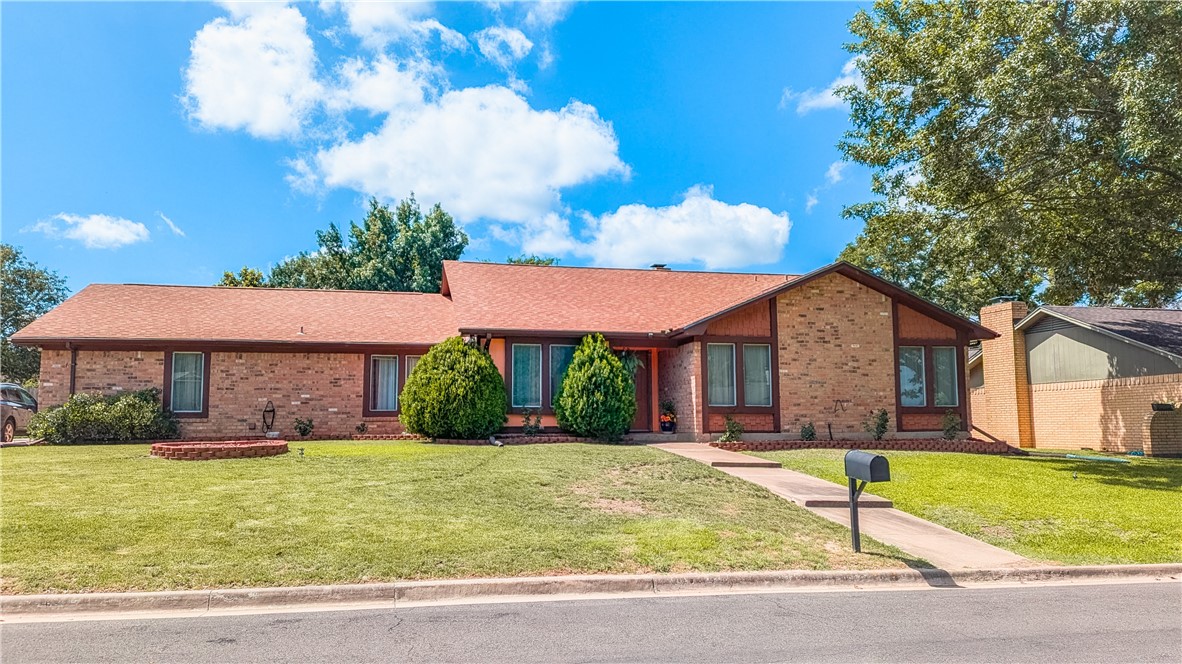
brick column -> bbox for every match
[979,301,1034,448]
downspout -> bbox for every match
[67,342,77,396]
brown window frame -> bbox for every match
[700,335,778,416]
[365,354,401,416]
[163,350,211,419]
[504,337,581,415]
[895,342,967,415]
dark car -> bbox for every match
[1,383,38,442]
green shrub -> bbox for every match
[719,415,744,443]
[863,408,890,441]
[293,417,315,438]
[400,336,507,439]
[521,409,544,436]
[28,389,179,445]
[554,333,636,441]
[941,410,963,440]
[800,421,817,441]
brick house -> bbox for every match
[11,260,996,441]
[969,301,1182,456]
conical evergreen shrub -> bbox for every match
[554,333,636,441]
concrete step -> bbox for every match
[710,459,783,468]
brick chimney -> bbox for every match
[979,300,1034,448]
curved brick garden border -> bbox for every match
[710,439,1023,455]
[150,440,289,460]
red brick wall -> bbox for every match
[37,349,406,440]
[776,273,896,436]
[977,301,1034,447]
[707,412,773,432]
[1144,410,1182,458]
[36,349,74,408]
[657,342,701,436]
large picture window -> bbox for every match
[370,355,399,412]
[743,344,772,407]
[170,352,205,413]
[549,345,576,406]
[707,343,737,407]
[898,346,927,407]
[933,347,959,407]
[512,344,543,408]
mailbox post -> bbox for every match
[843,450,890,552]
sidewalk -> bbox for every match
[654,443,1028,570]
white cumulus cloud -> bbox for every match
[474,26,533,71]
[541,186,790,270]
[28,213,151,249]
[183,4,323,139]
[304,86,626,223]
[825,161,848,184]
[321,1,466,51]
[780,56,863,115]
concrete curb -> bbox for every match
[3,565,1179,617]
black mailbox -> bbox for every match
[843,450,890,553]
[844,450,890,483]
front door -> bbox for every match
[631,359,651,432]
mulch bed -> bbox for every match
[710,438,1023,455]
[432,434,599,445]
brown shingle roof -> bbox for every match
[441,261,796,335]
[10,284,456,346]
[1040,306,1182,358]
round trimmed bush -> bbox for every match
[400,336,507,439]
[554,333,637,441]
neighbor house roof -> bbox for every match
[441,260,796,336]
[1018,306,1182,360]
[9,284,456,348]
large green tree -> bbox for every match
[234,196,468,292]
[837,0,1182,315]
[1,244,69,384]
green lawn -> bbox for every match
[0,441,913,594]
[753,449,1182,565]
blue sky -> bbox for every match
[3,1,871,293]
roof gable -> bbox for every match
[1017,306,1182,360]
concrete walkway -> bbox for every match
[654,443,1028,571]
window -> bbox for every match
[933,347,959,407]
[170,352,205,413]
[405,355,421,379]
[511,344,543,408]
[549,345,576,406]
[898,346,926,407]
[369,355,399,412]
[743,344,772,407]
[707,343,737,407]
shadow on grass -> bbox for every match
[1004,455,1182,492]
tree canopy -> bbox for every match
[218,267,267,288]
[1,244,69,384]
[505,254,559,266]
[837,0,1182,315]
[223,196,468,292]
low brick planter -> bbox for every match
[350,433,424,441]
[710,438,1021,455]
[150,440,289,460]
[432,434,599,445]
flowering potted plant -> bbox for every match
[659,399,677,433]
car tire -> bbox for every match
[2,418,14,443]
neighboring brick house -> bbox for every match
[11,261,995,441]
[969,301,1182,456]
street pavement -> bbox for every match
[3,581,1179,663]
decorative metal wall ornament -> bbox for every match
[262,401,276,433]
